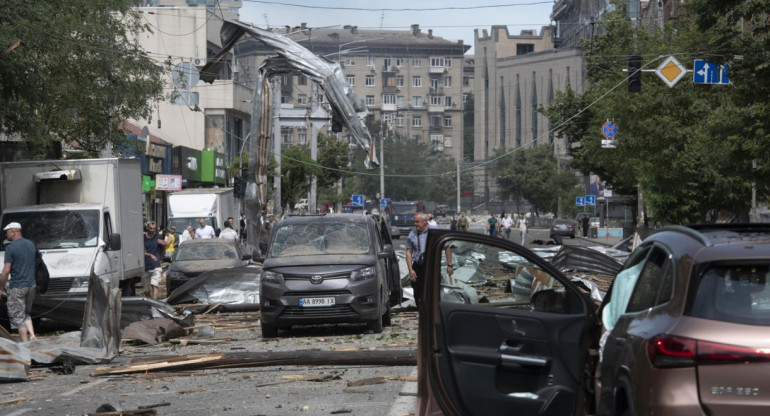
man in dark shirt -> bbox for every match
[1,222,37,342]
[142,221,168,299]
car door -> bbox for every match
[419,230,595,416]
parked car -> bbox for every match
[165,239,251,295]
[550,218,576,239]
[589,216,600,228]
[416,224,770,416]
[259,213,401,338]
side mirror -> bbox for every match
[379,244,394,259]
[108,233,121,251]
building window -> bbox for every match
[297,94,308,105]
[367,55,374,66]
[462,93,468,103]
[396,95,405,108]
[396,75,404,87]
[431,115,442,128]
[516,43,534,55]
[430,57,444,68]
[444,57,452,68]
[383,94,396,104]
[430,78,439,89]
[444,116,452,128]
[413,58,422,67]
[298,75,307,85]
[347,75,355,86]
[430,95,442,106]
[412,134,422,141]
[396,115,405,126]
[345,57,355,66]
[463,76,471,86]
[412,115,422,127]
[383,113,395,125]
[412,76,422,87]
[281,129,292,144]
[444,96,452,107]
[384,57,392,68]
[444,136,453,148]
[318,94,324,103]
[412,96,423,107]
[298,133,308,144]
[281,94,290,104]
[396,57,404,67]
[366,75,375,86]
[366,95,375,106]
[444,76,452,87]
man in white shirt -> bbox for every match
[220,217,238,241]
[194,218,216,239]
[179,225,194,244]
[501,213,514,240]
[427,214,438,229]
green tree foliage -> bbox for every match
[0,1,164,157]
[542,0,770,223]
[463,93,475,162]
[493,145,576,214]
[280,132,348,209]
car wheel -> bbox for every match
[368,313,384,333]
[383,301,392,327]
[261,321,278,338]
[570,233,575,239]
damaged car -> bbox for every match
[416,224,770,416]
[165,239,251,295]
[259,213,400,338]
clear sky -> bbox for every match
[238,0,556,54]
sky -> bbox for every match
[238,0,556,54]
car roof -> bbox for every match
[644,224,770,262]
[277,213,373,225]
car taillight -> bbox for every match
[647,335,770,368]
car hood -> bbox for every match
[170,259,243,274]
[263,253,375,274]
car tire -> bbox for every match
[368,313,384,334]
[570,233,575,239]
[261,321,278,338]
[383,301,392,327]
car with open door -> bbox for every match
[417,229,597,416]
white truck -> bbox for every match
[0,158,144,296]
[167,188,236,236]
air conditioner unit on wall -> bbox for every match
[193,57,207,66]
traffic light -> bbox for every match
[233,176,246,199]
[628,53,642,92]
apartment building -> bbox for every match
[136,0,242,20]
[237,24,470,159]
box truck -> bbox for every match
[167,188,236,235]
[0,158,144,296]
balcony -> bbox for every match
[429,66,446,74]
[428,104,445,113]
[428,86,444,95]
[381,103,397,112]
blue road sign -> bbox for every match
[585,195,596,205]
[693,59,730,85]
[352,194,364,207]
[576,196,585,207]
[601,121,618,139]
[380,198,390,208]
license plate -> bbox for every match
[299,297,335,307]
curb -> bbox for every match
[387,368,418,416]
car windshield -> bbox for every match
[270,222,370,257]
[1,210,100,250]
[175,243,239,261]
[392,204,417,215]
[688,264,770,325]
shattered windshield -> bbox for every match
[1,210,100,250]
[175,242,240,261]
[270,222,370,257]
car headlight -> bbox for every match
[262,270,284,284]
[350,266,376,281]
[168,271,186,279]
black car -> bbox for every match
[550,218,577,239]
[259,213,401,338]
[166,239,251,295]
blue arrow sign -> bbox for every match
[693,59,730,85]
[576,196,585,207]
[585,195,596,206]
[352,194,364,207]
[380,198,390,208]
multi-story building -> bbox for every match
[136,0,242,20]
[237,24,470,159]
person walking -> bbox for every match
[501,213,514,240]
[457,212,469,232]
[194,218,216,239]
[487,213,498,238]
[406,213,430,308]
[164,226,177,256]
[179,225,194,244]
[219,219,239,241]
[1,222,38,342]
[142,221,168,299]
[239,213,247,242]
[518,214,528,246]
[259,221,271,257]
[449,216,458,231]
[427,214,438,229]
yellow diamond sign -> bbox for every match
[655,56,687,88]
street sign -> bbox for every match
[576,196,585,207]
[380,198,390,208]
[585,195,596,205]
[655,56,687,88]
[601,121,618,139]
[352,194,364,207]
[693,59,730,85]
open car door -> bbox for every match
[417,230,596,416]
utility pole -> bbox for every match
[380,119,385,202]
[272,77,282,218]
[309,82,319,214]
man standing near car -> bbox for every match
[195,218,216,239]
[406,213,430,308]
[1,222,37,342]
[143,221,168,299]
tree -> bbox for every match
[0,1,165,157]
[463,93,475,162]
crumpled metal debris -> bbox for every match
[122,318,187,345]
[0,338,30,382]
[550,245,623,276]
[165,265,262,311]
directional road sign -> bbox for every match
[380,198,390,208]
[585,195,596,206]
[576,196,585,207]
[693,59,730,85]
[352,194,365,207]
